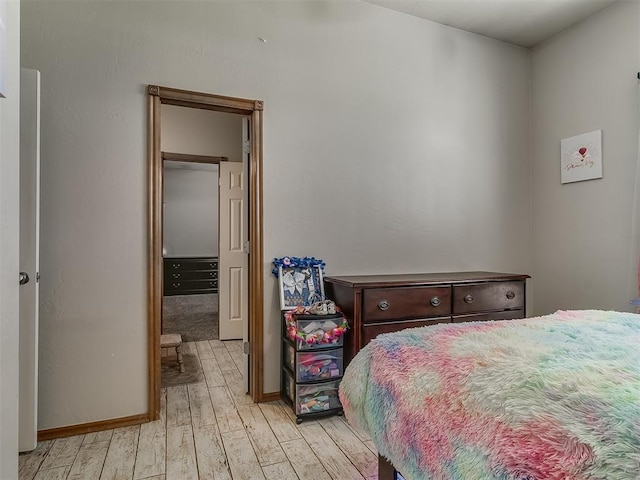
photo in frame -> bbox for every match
[278,265,325,310]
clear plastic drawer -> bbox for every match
[288,315,345,350]
[294,379,341,415]
[296,348,343,382]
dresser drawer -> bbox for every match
[363,286,451,323]
[165,270,218,281]
[452,309,525,323]
[165,278,218,288]
[453,281,524,314]
[362,317,450,346]
[165,258,218,271]
[164,279,218,295]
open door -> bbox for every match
[19,68,41,452]
[218,160,247,341]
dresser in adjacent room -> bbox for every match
[324,271,530,365]
[163,256,219,295]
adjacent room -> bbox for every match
[2,0,639,479]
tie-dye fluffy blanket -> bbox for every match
[339,310,640,480]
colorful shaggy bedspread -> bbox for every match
[339,310,640,480]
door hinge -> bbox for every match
[243,342,250,355]
[243,240,250,254]
[242,141,250,155]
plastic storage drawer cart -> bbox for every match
[280,312,346,423]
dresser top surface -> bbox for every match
[163,256,218,260]
[324,271,530,288]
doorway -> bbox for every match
[161,105,238,344]
[147,85,265,420]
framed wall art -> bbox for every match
[561,129,603,184]
[273,257,326,310]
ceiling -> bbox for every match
[362,0,620,47]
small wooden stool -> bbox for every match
[161,333,185,373]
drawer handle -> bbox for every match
[506,291,515,300]
[378,300,390,311]
[172,282,181,288]
[430,296,441,307]
[464,294,474,304]
[172,273,181,278]
[172,263,180,269]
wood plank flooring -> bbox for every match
[18,340,378,480]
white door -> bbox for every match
[218,161,247,341]
[19,69,41,452]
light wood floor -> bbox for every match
[18,340,378,480]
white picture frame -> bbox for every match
[278,265,325,310]
[561,130,603,184]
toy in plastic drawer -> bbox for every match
[283,344,344,382]
[285,313,347,350]
[282,371,342,417]
[296,379,341,415]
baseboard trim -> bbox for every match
[38,392,284,440]
[261,391,281,402]
[38,413,149,441]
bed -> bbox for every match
[339,310,640,480]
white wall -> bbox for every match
[163,164,219,257]
[531,0,640,315]
[21,0,531,428]
[161,104,243,161]
[161,105,244,257]
[0,0,20,476]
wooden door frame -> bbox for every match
[147,85,264,419]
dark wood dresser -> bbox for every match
[324,271,529,365]
[163,256,219,295]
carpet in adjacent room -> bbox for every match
[162,293,219,342]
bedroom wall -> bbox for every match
[163,165,219,257]
[21,0,531,429]
[161,106,242,257]
[0,0,20,476]
[161,104,243,161]
[531,0,640,315]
